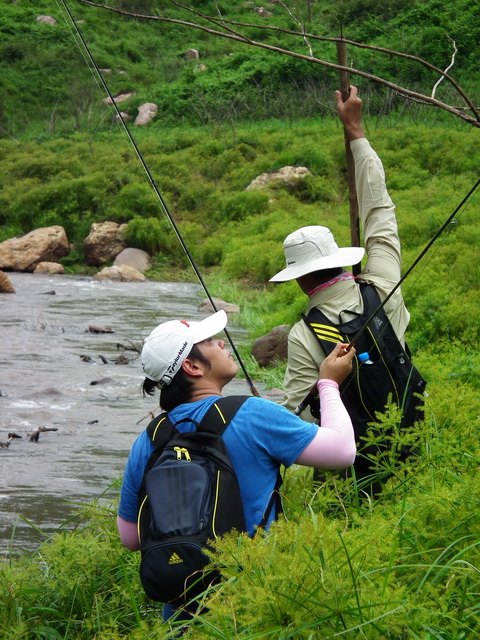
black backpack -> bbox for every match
[304,283,426,478]
[137,395,280,606]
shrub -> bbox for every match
[220,190,269,222]
[124,216,172,255]
[112,182,160,220]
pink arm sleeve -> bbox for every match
[117,515,140,551]
[295,379,356,469]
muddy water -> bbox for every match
[0,272,252,552]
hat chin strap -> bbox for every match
[158,374,174,388]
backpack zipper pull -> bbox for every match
[174,446,191,461]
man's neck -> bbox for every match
[188,380,225,403]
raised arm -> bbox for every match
[337,86,402,282]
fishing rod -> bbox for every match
[59,0,260,396]
[294,175,480,415]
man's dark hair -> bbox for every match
[141,344,211,411]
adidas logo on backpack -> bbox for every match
[168,552,184,565]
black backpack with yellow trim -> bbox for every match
[137,395,279,606]
[304,284,426,477]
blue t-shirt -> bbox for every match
[118,395,318,536]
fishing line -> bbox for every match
[295,176,480,415]
[58,0,260,396]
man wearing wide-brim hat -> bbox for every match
[270,87,412,433]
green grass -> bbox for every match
[2,398,479,639]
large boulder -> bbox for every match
[246,166,311,191]
[0,226,70,272]
[0,270,15,293]
[94,265,147,282]
[113,247,151,272]
[198,297,240,315]
[252,324,290,367]
[83,221,127,266]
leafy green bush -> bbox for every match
[124,216,172,255]
[112,182,160,219]
[220,190,269,222]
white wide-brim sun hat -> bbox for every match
[270,225,365,282]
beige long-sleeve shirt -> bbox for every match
[283,137,410,420]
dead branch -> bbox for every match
[74,0,480,128]
[432,35,457,99]
[277,0,313,57]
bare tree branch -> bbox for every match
[277,0,313,57]
[432,35,457,99]
[74,0,480,128]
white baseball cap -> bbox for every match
[141,310,228,387]
[269,226,365,282]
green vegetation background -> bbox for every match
[1,0,479,638]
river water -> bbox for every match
[0,272,254,553]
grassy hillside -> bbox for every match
[1,0,479,136]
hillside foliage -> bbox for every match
[1,0,479,136]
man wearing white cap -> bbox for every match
[117,309,356,618]
[270,87,417,481]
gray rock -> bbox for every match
[252,324,290,367]
[198,297,240,314]
[185,49,200,59]
[115,111,130,123]
[94,265,148,282]
[254,7,273,17]
[103,91,134,106]
[36,15,56,25]
[246,166,311,190]
[134,103,158,126]
[114,248,151,272]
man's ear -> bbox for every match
[181,357,204,378]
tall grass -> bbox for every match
[1,389,479,639]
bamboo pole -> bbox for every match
[336,39,361,275]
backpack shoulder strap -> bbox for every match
[357,282,389,330]
[358,282,408,346]
[198,395,249,436]
[146,412,177,448]
[358,281,381,301]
